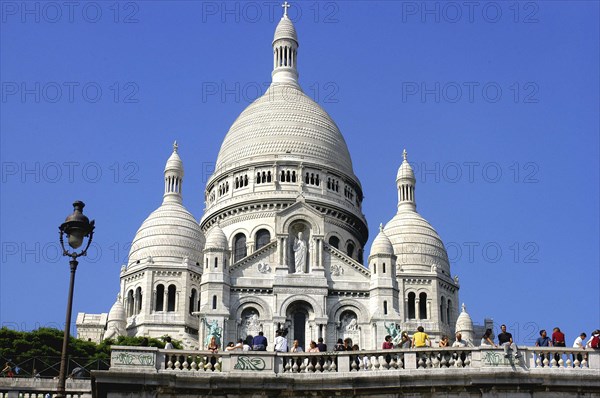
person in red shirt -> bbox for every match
[552,326,566,364]
[382,335,394,349]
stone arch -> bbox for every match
[249,224,275,242]
[280,212,322,236]
[279,294,324,319]
[345,239,356,258]
[326,232,342,249]
[329,299,369,323]
[233,295,273,321]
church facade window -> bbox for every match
[255,229,271,250]
[233,233,247,262]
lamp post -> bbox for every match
[57,201,95,398]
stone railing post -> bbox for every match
[337,354,350,372]
[111,346,159,372]
[588,350,600,369]
[404,352,417,369]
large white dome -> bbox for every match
[215,83,355,178]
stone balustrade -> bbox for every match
[119,346,599,375]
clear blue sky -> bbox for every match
[1,1,598,345]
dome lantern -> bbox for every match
[272,2,299,85]
[164,141,184,204]
[396,149,416,210]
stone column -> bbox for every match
[318,239,323,267]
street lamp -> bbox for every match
[57,201,95,398]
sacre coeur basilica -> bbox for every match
[76,5,491,351]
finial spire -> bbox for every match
[282,1,290,17]
[173,140,178,153]
[461,303,466,312]
[402,148,407,162]
[379,223,384,232]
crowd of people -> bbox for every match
[203,325,600,357]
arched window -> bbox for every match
[135,287,142,314]
[189,289,197,315]
[372,263,376,274]
[214,257,218,268]
[383,300,388,315]
[127,289,134,317]
[440,295,445,323]
[447,299,452,325]
[419,292,427,319]
[328,236,340,249]
[212,295,217,310]
[167,285,176,312]
[155,284,164,311]
[255,229,271,250]
[407,292,416,319]
[233,233,247,262]
[383,262,386,274]
[347,242,355,258]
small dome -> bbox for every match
[107,295,126,323]
[205,224,228,249]
[165,141,183,174]
[384,208,449,273]
[273,16,297,43]
[455,303,474,332]
[370,224,394,256]
[128,202,204,266]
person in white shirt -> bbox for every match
[274,330,288,352]
[572,332,587,365]
[164,336,174,350]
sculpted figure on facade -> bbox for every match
[293,232,307,273]
[202,318,222,348]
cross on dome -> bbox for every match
[402,149,407,161]
[282,1,290,17]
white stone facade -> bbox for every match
[77,10,486,350]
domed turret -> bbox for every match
[384,150,450,274]
[455,303,474,344]
[205,224,228,250]
[129,143,204,266]
[104,294,126,340]
[370,224,394,257]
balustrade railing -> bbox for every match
[135,346,598,375]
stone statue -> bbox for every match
[201,318,222,348]
[293,232,307,273]
[384,321,403,346]
[341,313,358,332]
[346,318,358,331]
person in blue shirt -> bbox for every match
[252,331,268,351]
[535,329,552,366]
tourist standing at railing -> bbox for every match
[382,335,394,349]
[290,339,304,352]
[317,337,327,352]
[572,332,587,364]
[334,338,344,351]
[308,341,320,352]
[586,330,600,349]
[551,327,566,363]
[438,336,449,348]
[343,337,353,351]
[275,330,288,352]
[535,330,551,366]
[452,332,472,348]
[252,331,268,351]
[244,335,254,351]
[400,332,412,349]
[498,324,521,359]
[480,329,497,347]
[412,326,431,348]
[1,362,14,378]
[207,336,219,353]
[164,336,174,350]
